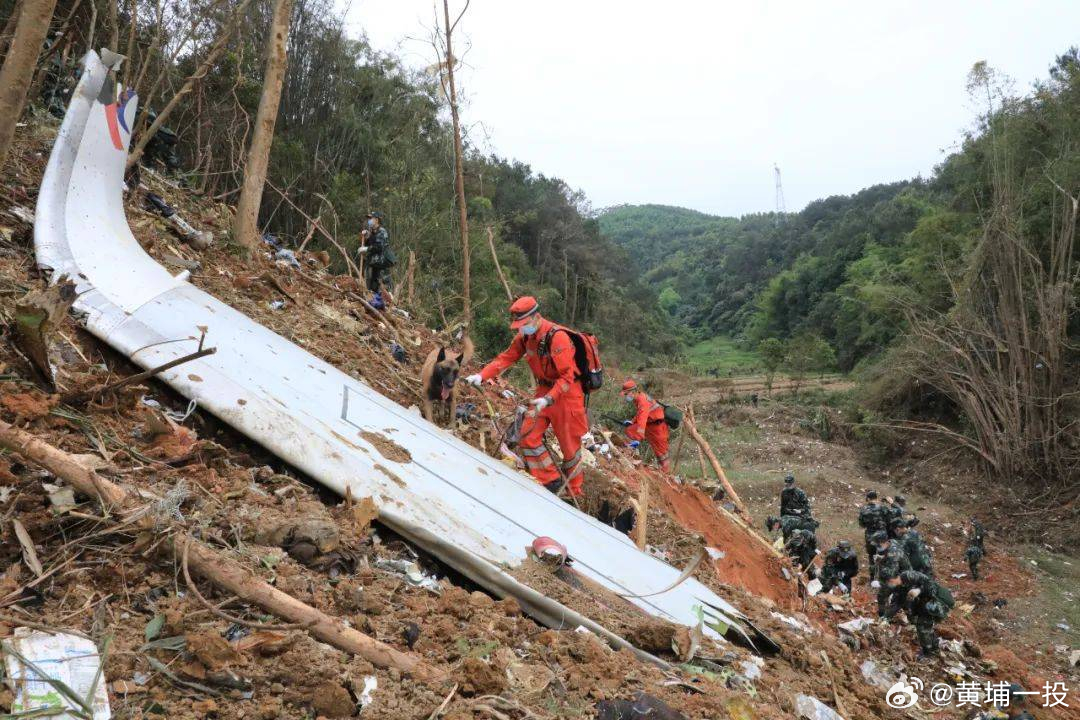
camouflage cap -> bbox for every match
[784,474,795,484]
[838,539,851,549]
[866,490,878,500]
[869,530,888,544]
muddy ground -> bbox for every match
[0,113,1077,720]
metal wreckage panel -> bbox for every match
[36,51,767,654]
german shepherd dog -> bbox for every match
[420,337,474,426]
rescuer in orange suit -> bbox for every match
[465,297,588,496]
[620,378,670,473]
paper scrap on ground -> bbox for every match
[2,628,112,719]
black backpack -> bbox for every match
[540,327,604,393]
[659,403,682,429]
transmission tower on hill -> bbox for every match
[774,164,786,215]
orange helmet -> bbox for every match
[509,296,540,329]
[621,379,637,393]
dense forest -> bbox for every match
[1,0,1077,493]
[601,49,1080,377]
[0,0,676,363]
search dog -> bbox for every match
[420,336,474,426]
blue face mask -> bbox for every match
[624,395,634,403]
[366,219,375,229]
[520,323,537,336]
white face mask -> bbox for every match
[624,394,634,403]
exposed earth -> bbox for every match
[0,114,1076,720]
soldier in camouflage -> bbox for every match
[872,530,911,619]
[766,513,819,544]
[896,518,933,576]
[899,570,954,660]
[819,540,859,594]
[785,528,818,574]
[885,495,908,538]
[358,211,394,293]
[858,491,887,577]
[779,474,811,518]
[965,542,984,580]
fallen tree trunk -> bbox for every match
[0,419,445,683]
[684,409,752,524]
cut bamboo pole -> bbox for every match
[0,419,444,682]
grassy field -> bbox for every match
[683,336,761,375]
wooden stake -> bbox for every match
[0,419,444,682]
[630,471,649,549]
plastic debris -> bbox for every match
[770,611,813,634]
[859,659,897,690]
[1,628,112,719]
[806,578,823,596]
[738,657,763,681]
[42,482,76,512]
[357,675,377,710]
[794,694,845,720]
[268,300,286,310]
[274,248,300,268]
[372,558,440,593]
[837,617,874,634]
[390,342,406,363]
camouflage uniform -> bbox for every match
[885,500,906,538]
[779,514,819,544]
[876,540,912,619]
[900,528,934,576]
[858,500,887,576]
[780,482,810,517]
[362,225,394,292]
[899,570,954,657]
[785,528,817,572]
[965,543,984,580]
[820,544,859,594]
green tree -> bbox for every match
[758,337,786,396]
[785,333,835,396]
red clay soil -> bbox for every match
[652,476,798,608]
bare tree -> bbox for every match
[233,0,295,255]
[441,0,471,326]
[126,0,251,170]
[0,0,58,168]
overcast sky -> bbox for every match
[344,1,1080,217]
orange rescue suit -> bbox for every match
[479,318,588,495]
[626,391,670,471]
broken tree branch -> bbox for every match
[684,408,752,524]
[0,419,445,683]
[486,226,512,301]
[61,345,217,405]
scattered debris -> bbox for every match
[858,659,897,690]
[794,694,845,720]
[596,692,688,720]
[1,628,112,719]
[12,278,76,385]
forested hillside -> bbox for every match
[601,49,1080,374]
[0,0,675,363]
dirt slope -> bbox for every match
[0,116,1076,720]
